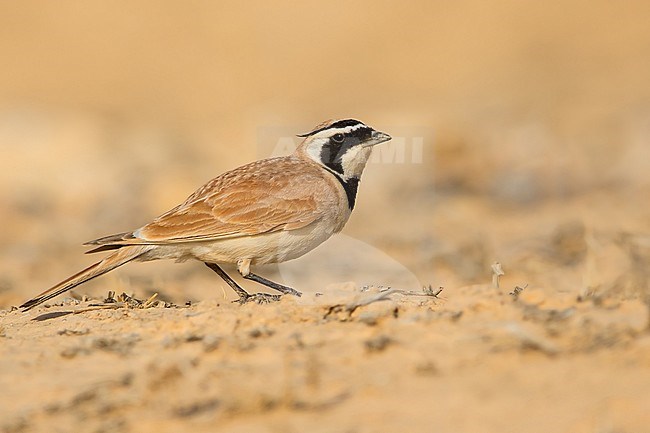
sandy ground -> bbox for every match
[2,283,650,433]
[2,1,650,432]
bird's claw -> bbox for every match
[285,287,302,297]
[235,293,282,305]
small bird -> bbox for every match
[20,119,391,310]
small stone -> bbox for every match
[365,335,393,352]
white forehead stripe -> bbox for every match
[313,123,368,138]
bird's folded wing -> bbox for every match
[86,165,323,246]
[136,187,320,242]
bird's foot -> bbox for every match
[242,272,302,297]
[235,293,282,305]
[282,287,302,297]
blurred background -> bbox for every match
[1,0,649,307]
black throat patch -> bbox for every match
[328,171,360,210]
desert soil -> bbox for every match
[2,1,650,432]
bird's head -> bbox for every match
[296,119,391,180]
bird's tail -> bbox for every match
[20,246,151,311]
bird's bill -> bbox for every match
[362,130,392,147]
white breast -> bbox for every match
[185,217,343,265]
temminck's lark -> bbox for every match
[20,119,391,310]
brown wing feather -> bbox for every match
[91,156,325,246]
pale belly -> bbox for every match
[142,221,340,265]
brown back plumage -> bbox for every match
[84,154,337,248]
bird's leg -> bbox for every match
[237,259,302,297]
[204,262,280,304]
[243,273,302,297]
[204,262,249,301]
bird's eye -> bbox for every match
[332,133,345,143]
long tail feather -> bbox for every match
[20,246,151,311]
